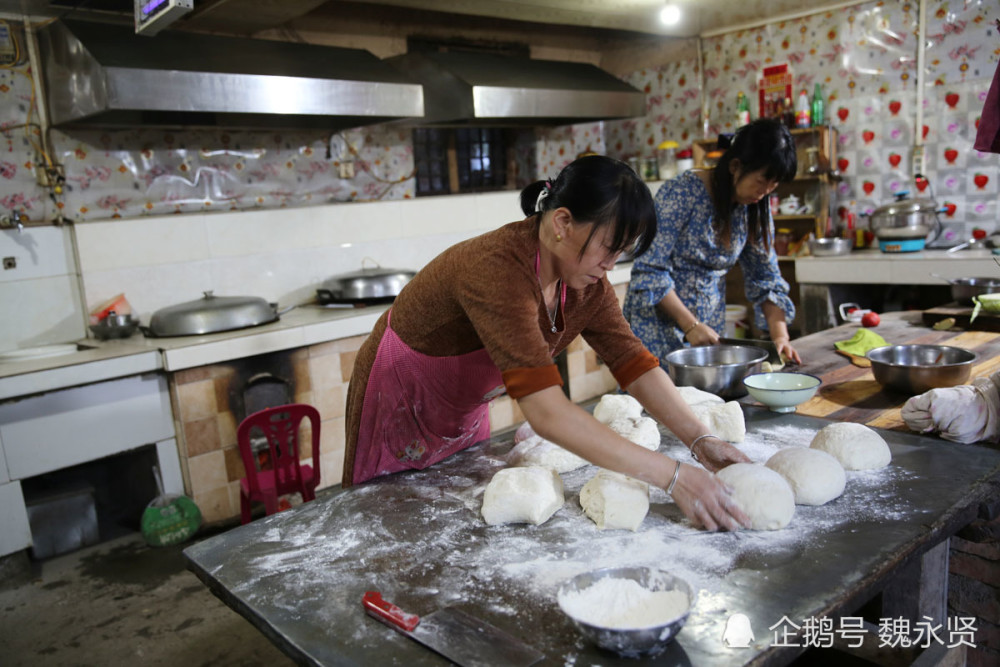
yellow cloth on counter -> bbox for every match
[834,329,888,356]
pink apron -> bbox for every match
[352,311,505,485]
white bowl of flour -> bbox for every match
[556,566,693,657]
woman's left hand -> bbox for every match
[691,436,751,473]
[772,337,801,365]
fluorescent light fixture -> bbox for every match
[660,4,682,26]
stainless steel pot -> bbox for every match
[146,291,280,337]
[317,265,416,304]
[869,178,945,246]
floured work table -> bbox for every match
[185,388,1000,666]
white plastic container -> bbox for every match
[725,304,748,338]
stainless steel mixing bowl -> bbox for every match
[664,344,769,398]
[557,566,693,658]
[866,345,975,395]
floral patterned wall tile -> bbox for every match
[50,125,417,221]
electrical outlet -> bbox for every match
[3,256,15,270]
[338,161,355,179]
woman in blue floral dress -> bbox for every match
[624,118,802,364]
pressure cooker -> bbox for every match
[868,176,945,253]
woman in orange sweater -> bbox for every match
[344,155,751,531]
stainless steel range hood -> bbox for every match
[386,50,645,127]
[36,20,424,130]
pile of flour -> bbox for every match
[558,577,688,629]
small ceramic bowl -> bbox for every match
[743,372,822,413]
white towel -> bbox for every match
[901,372,1000,444]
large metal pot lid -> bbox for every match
[324,266,416,282]
[147,291,278,337]
[318,259,416,303]
[871,192,942,218]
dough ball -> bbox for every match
[715,463,795,530]
[579,470,650,531]
[608,416,661,451]
[810,422,891,471]
[593,394,643,424]
[761,359,786,373]
[690,401,746,443]
[507,435,589,474]
[765,447,846,506]
[675,385,725,408]
[482,467,564,526]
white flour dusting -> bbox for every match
[558,577,689,629]
[213,417,924,655]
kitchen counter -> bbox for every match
[0,264,636,400]
[794,248,997,285]
[0,342,162,401]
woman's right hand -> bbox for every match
[668,462,750,531]
[684,321,719,347]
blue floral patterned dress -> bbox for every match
[623,170,795,359]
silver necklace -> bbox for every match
[545,281,560,333]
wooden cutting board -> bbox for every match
[922,303,1000,332]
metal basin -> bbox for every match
[809,237,852,257]
[866,345,975,395]
[664,344,768,399]
[948,277,1000,306]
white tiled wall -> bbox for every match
[74,191,524,326]
[0,227,85,350]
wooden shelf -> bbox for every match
[774,214,816,222]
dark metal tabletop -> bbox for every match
[184,408,1000,667]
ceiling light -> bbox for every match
[660,4,682,26]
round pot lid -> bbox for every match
[318,266,416,302]
[871,197,940,219]
[148,291,278,337]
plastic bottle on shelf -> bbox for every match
[811,83,825,126]
[736,91,750,127]
[796,90,811,128]
[782,96,795,129]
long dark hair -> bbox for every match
[711,118,797,249]
[520,155,657,258]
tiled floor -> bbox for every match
[0,529,294,667]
